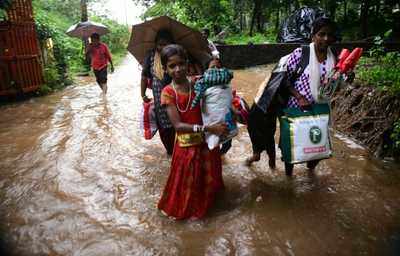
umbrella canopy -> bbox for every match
[66,21,109,38]
[127,16,211,66]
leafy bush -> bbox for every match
[356,32,400,95]
[0,0,13,20]
[223,27,277,45]
[34,7,80,91]
[392,120,400,150]
[356,52,400,95]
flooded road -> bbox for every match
[0,55,400,256]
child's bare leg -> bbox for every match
[100,83,107,94]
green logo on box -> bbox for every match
[309,126,322,144]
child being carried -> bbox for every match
[191,59,238,150]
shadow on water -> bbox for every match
[0,55,399,255]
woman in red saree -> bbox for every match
[157,44,227,220]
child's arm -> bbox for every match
[166,104,227,135]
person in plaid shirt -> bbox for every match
[283,17,338,175]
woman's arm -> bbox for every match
[165,105,227,135]
[140,75,151,102]
[287,86,310,108]
[140,53,152,102]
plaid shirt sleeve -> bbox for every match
[286,47,302,77]
[191,77,206,108]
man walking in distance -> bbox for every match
[86,33,114,94]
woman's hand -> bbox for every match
[296,95,311,108]
[142,95,151,103]
[206,123,228,136]
[345,71,355,84]
[289,88,310,108]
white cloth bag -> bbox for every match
[201,86,238,150]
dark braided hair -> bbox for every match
[160,44,188,68]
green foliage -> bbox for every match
[33,2,81,90]
[136,0,400,44]
[392,120,400,150]
[0,0,13,20]
[356,30,400,95]
[0,9,6,20]
[143,0,235,33]
[0,0,13,9]
[357,52,400,95]
[223,32,275,45]
[33,0,81,22]
[39,66,61,94]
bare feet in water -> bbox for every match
[268,158,276,169]
[245,153,260,166]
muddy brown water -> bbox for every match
[0,55,400,256]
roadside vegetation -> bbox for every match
[355,32,400,155]
[357,33,400,96]
[392,120,400,155]
[135,0,399,44]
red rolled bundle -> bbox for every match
[231,89,249,125]
[335,48,350,71]
[232,89,241,109]
[341,47,363,73]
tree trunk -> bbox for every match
[80,0,89,68]
[256,11,263,33]
[249,5,256,36]
[250,0,262,36]
[80,0,88,22]
[375,0,381,17]
[360,0,370,38]
[328,0,337,20]
[275,7,280,31]
[256,1,264,33]
[293,0,300,10]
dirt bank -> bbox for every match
[331,81,400,161]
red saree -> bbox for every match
[157,85,224,220]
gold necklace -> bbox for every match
[171,78,191,113]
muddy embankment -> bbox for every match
[331,81,400,161]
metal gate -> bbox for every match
[0,0,43,96]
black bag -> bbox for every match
[255,45,310,113]
[277,7,327,43]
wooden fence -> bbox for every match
[0,0,43,96]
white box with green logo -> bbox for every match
[279,104,332,164]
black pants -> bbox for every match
[220,139,232,155]
[94,67,108,84]
[247,104,277,157]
